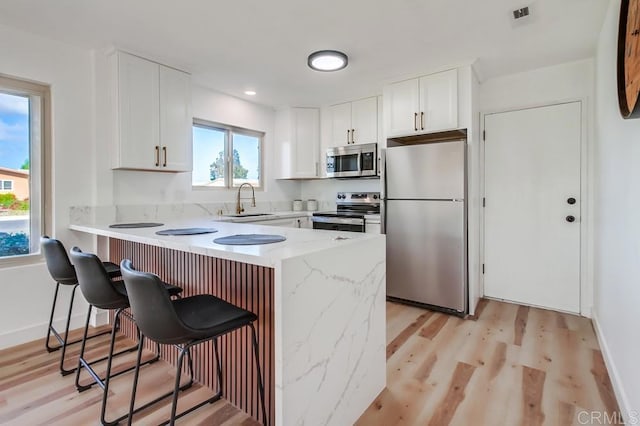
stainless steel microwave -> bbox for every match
[326,143,377,178]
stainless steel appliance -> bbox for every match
[312,192,380,232]
[326,143,377,178]
[382,138,467,314]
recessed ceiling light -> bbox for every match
[244,90,256,96]
[307,50,348,72]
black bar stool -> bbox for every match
[120,259,268,426]
[40,236,120,376]
[70,247,183,426]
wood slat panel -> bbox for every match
[109,238,274,425]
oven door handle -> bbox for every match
[311,216,365,226]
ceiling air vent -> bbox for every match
[513,7,530,20]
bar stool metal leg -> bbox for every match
[45,282,111,376]
[74,308,157,394]
[250,323,268,426]
[126,336,196,426]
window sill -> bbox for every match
[0,253,44,269]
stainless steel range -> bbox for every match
[311,192,380,232]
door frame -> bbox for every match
[479,98,592,316]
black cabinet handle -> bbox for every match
[567,197,576,205]
[566,215,576,223]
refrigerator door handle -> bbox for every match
[380,148,387,234]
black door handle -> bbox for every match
[567,197,576,205]
[566,215,576,223]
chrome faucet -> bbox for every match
[236,183,256,214]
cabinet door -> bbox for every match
[252,218,299,228]
[383,78,420,138]
[159,66,192,172]
[292,108,320,177]
[365,222,381,234]
[329,102,352,146]
[299,216,313,229]
[419,69,458,133]
[116,52,159,169]
[351,97,378,144]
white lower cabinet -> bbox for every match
[298,217,313,229]
[365,221,381,234]
[250,217,301,228]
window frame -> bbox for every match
[0,74,51,267]
[192,118,264,189]
[0,180,14,191]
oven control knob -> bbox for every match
[373,194,378,199]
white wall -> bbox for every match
[0,24,96,348]
[101,85,300,206]
[592,0,640,419]
[479,58,596,316]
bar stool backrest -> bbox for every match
[41,236,77,285]
[120,259,191,345]
[69,247,129,310]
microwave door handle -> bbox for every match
[357,152,362,176]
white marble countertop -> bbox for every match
[70,216,383,268]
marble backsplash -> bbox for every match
[70,200,336,225]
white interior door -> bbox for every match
[483,102,581,313]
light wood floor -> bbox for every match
[357,299,621,426]
[0,300,620,425]
[0,327,259,425]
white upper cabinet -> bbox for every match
[384,68,458,138]
[276,107,320,179]
[419,69,458,133]
[159,66,192,171]
[111,51,192,172]
[329,96,378,145]
[384,79,420,137]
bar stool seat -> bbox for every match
[41,236,121,376]
[171,295,257,342]
[120,259,268,426]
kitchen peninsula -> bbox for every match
[70,217,386,426]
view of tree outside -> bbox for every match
[209,149,248,181]
[0,92,31,257]
[192,124,261,187]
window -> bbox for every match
[0,75,49,261]
[192,119,263,188]
[0,180,13,191]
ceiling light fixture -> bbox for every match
[307,50,348,72]
[244,90,256,96]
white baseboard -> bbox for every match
[0,313,87,350]
[591,310,634,424]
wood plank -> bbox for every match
[514,305,529,346]
[419,314,448,340]
[521,366,546,426]
[427,361,476,426]
[386,311,433,359]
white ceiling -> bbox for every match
[0,0,608,108]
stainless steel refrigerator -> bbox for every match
[381,139,467,314]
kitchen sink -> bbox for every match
[223,213,274,218]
